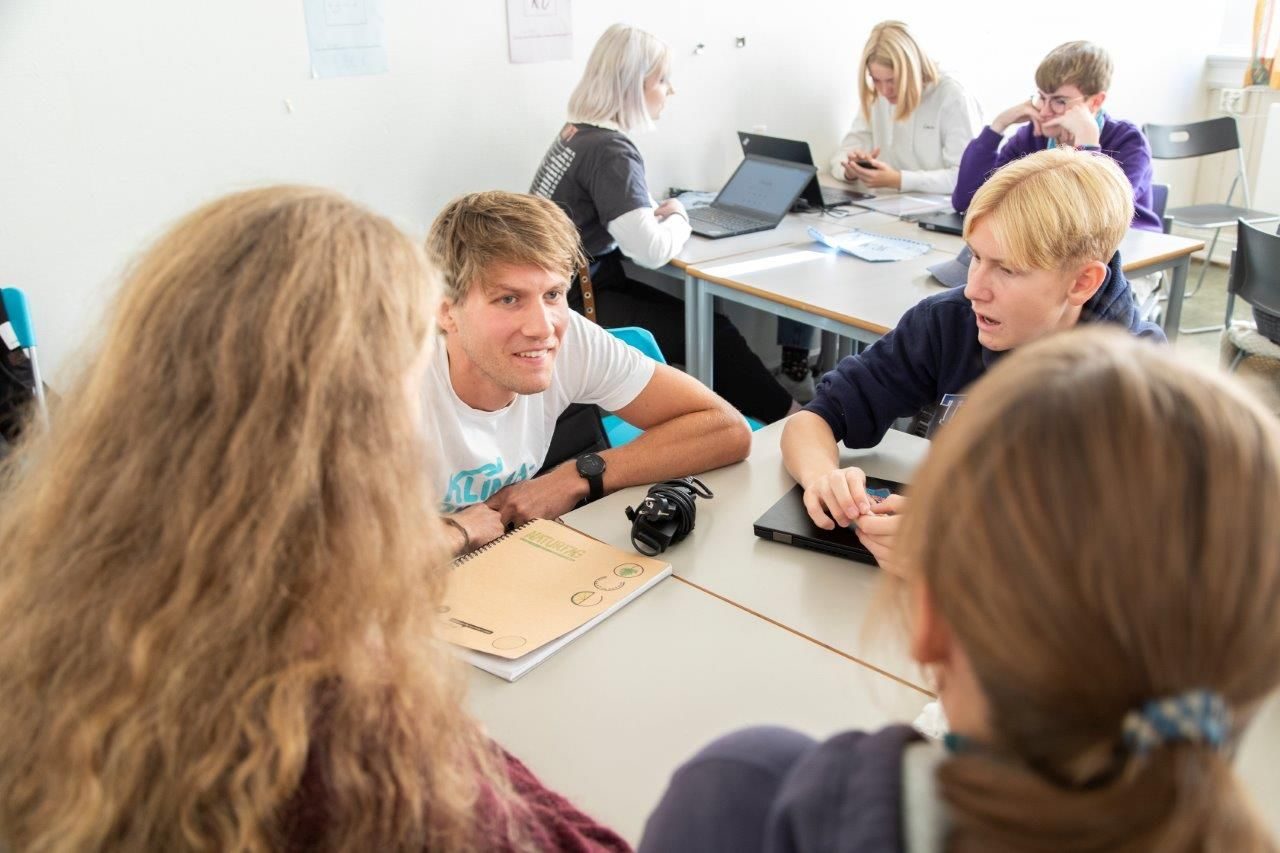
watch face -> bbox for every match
[577,452,606,478]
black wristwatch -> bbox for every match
[575,452,607,503]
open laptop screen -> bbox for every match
[714,155,815,221]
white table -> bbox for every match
[684,213,1206,385]
[656,208,870,381]
[554,419,931,689]
[468,577,932,843]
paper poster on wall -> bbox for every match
[506,0,572,64]
[303,0,390,79]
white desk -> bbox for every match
[468,577,932,843]
[684,214,1206,384]
[655,208,872,381]
[859,215,1207,338]
[554,419,931,689]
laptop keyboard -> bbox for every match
[691,207,765,232]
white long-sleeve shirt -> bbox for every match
[531,119,691,269]
[829,75,983,195]
[606,202,691,269]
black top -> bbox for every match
[531,123,652,259]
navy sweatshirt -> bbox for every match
[639,725,922,853]
[805,251,1166,449]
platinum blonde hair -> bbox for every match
[567,23,671,133]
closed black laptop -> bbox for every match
[738,131,873,209]
[916,210,966,235]
[752,478,904,567]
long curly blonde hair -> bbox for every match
[0,186,519,851]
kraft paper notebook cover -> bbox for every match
[439,518,671,682]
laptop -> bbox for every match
[916,210,966,236]
[752,478,905,567]
[687,154,816,239]
[738,132,873,209]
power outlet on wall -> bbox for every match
[1219,87,1245,115]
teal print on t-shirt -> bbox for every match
[441,457,533,513]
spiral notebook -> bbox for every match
[807,226,931,263]
[439,518,671,682]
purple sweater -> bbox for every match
[951,116,1161,233]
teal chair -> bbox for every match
[603,326,764,447]
[1,287,48,427]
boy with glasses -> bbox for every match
[951,41,1161,232]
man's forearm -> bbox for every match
[599,407,749,493]
[781,411,840,488]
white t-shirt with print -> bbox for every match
[424,311,656,513]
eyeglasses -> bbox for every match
[1030,92,1086,115]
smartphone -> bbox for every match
[854,159,875,169]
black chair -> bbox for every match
[1224,220,1280,344]
[1143,117,1280,333]
[1136,182,1173,323]
[543,403,610,471]
[1152,182,1173,235]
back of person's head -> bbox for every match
[859,20,938,122]
[1036,40,1113,96]
[567,22,670,132]
[0,186,513,851]
[963,147,1133,271]
[428,190,585,304]
[900,329,1280,852]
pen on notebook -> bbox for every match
[448,618,494,635]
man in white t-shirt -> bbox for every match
[426,191,752,556]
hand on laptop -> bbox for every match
[801,464,880,529]
[654,198,687,222]
[853,494,906,577]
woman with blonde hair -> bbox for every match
[0,186,627,851]
[531,22,798,423]
[829,20,982,194]
[777,20,982,400]
[642,329,1280,852]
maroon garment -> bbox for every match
[281,737,630,852]
[490,747,631,852]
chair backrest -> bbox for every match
[0,286,48,432]
[1143,117,1240,160]
[1151,183,1172,234]
[606,326,667,364]
[1229,219,1280,317]
[0,288,37,348]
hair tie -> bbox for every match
[1122,689,1231,756]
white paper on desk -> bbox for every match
[699,250,827,279]
[506,0,572,63]
[303,0,389,79]
[808,226,931,263]
[853,194,950,217]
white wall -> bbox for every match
[0,0,1224,382]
